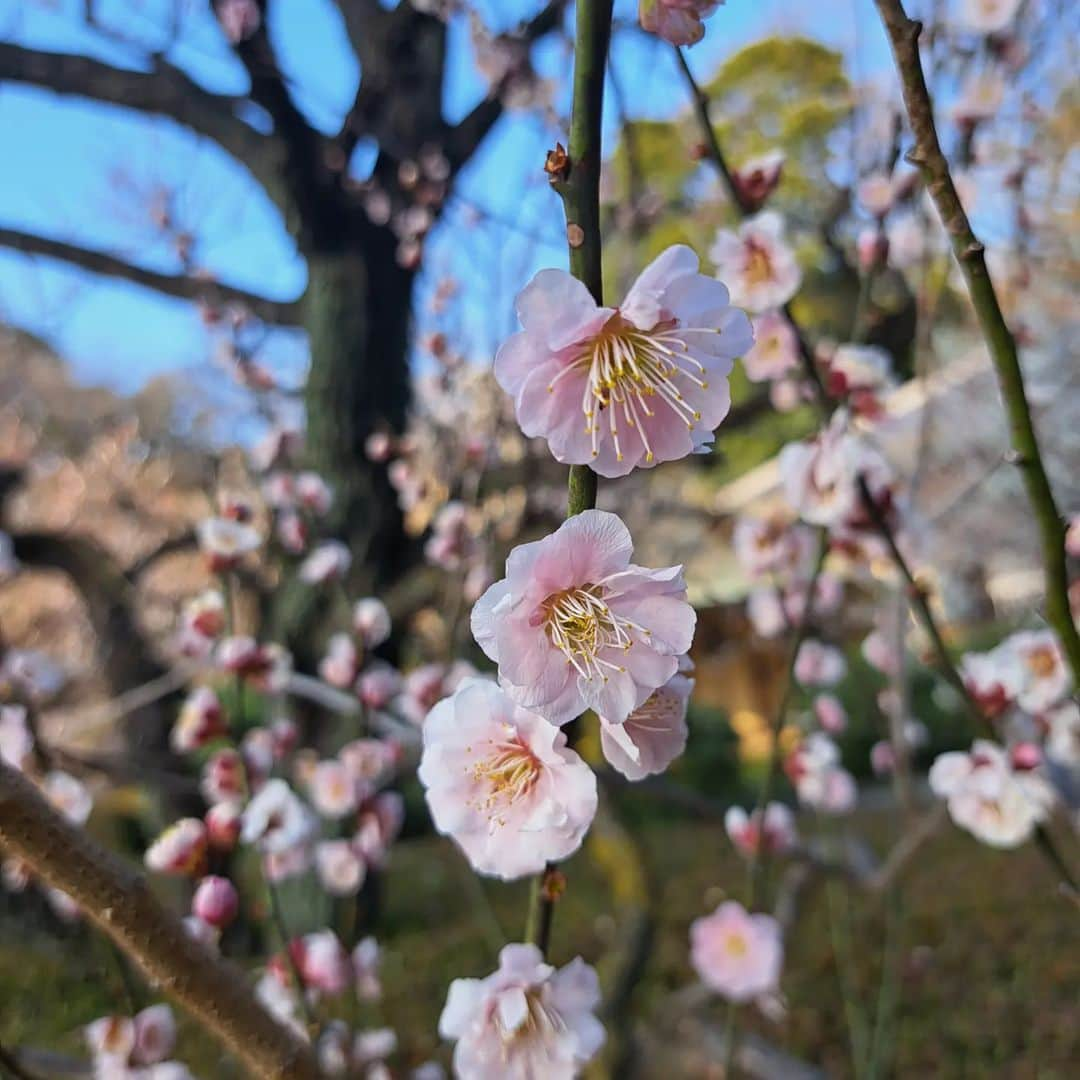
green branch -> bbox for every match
[871,0,1080,683]
[523,0,613,956]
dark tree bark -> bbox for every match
[0,2,567,611]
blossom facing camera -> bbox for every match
[418,679,597,880]
[439,943,604,1079]
[690,900,783,1003]
[708,211,802,313]
[495,245,751,477]
[639,0,721,46]
[472,510,695,726]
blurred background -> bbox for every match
[0,0,1077,1075]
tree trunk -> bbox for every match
[271,235,417,654]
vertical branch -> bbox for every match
[0,760,320,1080]
[872,0,1080,683]
[524,0,613,954]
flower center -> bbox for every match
[724,931,749,959]
[542,585,648,681]
[548,313,715,463]
[743,240,775,286]
[1025,647,1057,680]
[473,734,541,823]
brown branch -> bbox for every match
[0,760,321,1080]
[871,0,1080,683]
[0,228,302,326]
[0,44,275,185]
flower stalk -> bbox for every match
[524,0,614,954]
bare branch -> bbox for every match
[0,759,321,1080]
[0,228,302,326]
[872,0,1080,684]
[0,44,276,183]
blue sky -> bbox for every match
[0,0,895,399]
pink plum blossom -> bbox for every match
[217,0,261,43]
[0,705,32,770]
[192,875,239,928]
[181,589,224,640]
[960,0,1021,33]
[353,936,382,1001]
[85,1016,136,1065]
[861,628,901,678]
[598,669,693,781]
[732,516,814,580]
[41,771,92,826]
[309,759,361,819]
[240,779,316,854]
[929,740,1055,848]
[708,211,802,313]
[204,801,242,850]
[319,633,359,689]
[131,1005,177,1067]
[786,734,857,814]
[960,645,1024,718]
[730,150,785,212]
[953,69,1006,125]
[779,410,893,528]
[639,0,721,46]
[690,901,783,1002]
[399,660,478,725]
[316,839,366,896]
[299,540,352,584]
[1009,629,1070,713]
[471,510,696,725]
[216,637,292,692]
[439,943,604,1080]
[171,687,226,754]
[1043,701,1079,766]
[813,693,848,734]
[495,245,751,477]
[742,312,799,383]
[794,639,848,687]
[201,748,246,806]
[355,790,404,867]
[196,517,261,572]
[295,472,333,515]
[418,678,597,880]
[725,802,798,857]
[856,172,895,217]
[144,819,208,876]
[354,598,392,648]
[357,661,403,709]
[291,930,353,997]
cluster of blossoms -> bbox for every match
[84,1005,193,1079]
[251,427,335,556]
[732,514,842,640]
[921,628,1073,847]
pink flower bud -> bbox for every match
[192,875,240,928]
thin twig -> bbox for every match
[872,0,1080,684]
